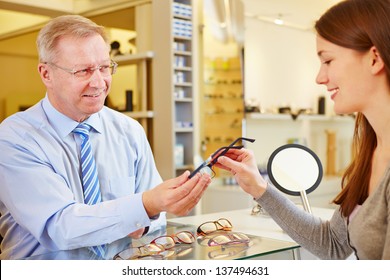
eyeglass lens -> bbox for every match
[152,231,195,249]
[73,62,117,78]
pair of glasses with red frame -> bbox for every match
[197,218,250,247]
[113,231,195,260]
[189,137,256,179]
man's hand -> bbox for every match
[127,228,145,239]
[142,171,211,217]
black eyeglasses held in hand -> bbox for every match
[189,137,256,179]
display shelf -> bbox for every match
[112,51,154,146]
[247,112,355,122]
[245,113,355,178]
[201,56,244,177]
[152,0,197,180]
[114,51,154,65]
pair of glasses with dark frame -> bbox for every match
[189,137,256,179]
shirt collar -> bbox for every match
[42,95,103,138]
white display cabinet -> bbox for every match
[152,0,198,180]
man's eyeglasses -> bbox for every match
[189,137,256,179]
[197,218,233,236]
[113,231,195,260]
[44,60,118,80]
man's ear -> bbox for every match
[369,46,385,75]
[38,63,52,85]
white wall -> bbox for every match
[244,18,329,114]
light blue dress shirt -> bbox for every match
[0,96,166,259]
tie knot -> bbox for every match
[73,123,92,138]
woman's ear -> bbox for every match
[369,46,385,75]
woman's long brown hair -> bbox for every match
[315,0,390,217]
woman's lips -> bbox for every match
[329,88,339,100]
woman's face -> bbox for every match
[316,35,374,115]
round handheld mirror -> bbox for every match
[267,144,323,213]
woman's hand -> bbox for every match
[214,148,268,199]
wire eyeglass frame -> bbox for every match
[44,60,118,80]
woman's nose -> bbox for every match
[316,67,328,85]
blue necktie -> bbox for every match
[73,123,105,257]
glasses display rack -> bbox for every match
[114,52,155,146]
[201,56,245,177]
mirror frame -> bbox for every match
[267,143,323,196]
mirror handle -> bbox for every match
[299,190,312,214]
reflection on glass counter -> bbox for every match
[25,222,299,260]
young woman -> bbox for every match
[216,0,390,259]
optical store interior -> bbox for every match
[0,0,354,260]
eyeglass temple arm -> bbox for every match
[208,137,255,165]
[188,137,255,179]
[209,145,244,165]
[210,137,255,161]
[228,137,256,147]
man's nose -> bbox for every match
[89,69,107,88]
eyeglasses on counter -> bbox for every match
[113,230,195,260]
[197,218,233,236]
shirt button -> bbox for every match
[136,223,142,228]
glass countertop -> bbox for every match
[25,221,299,260]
